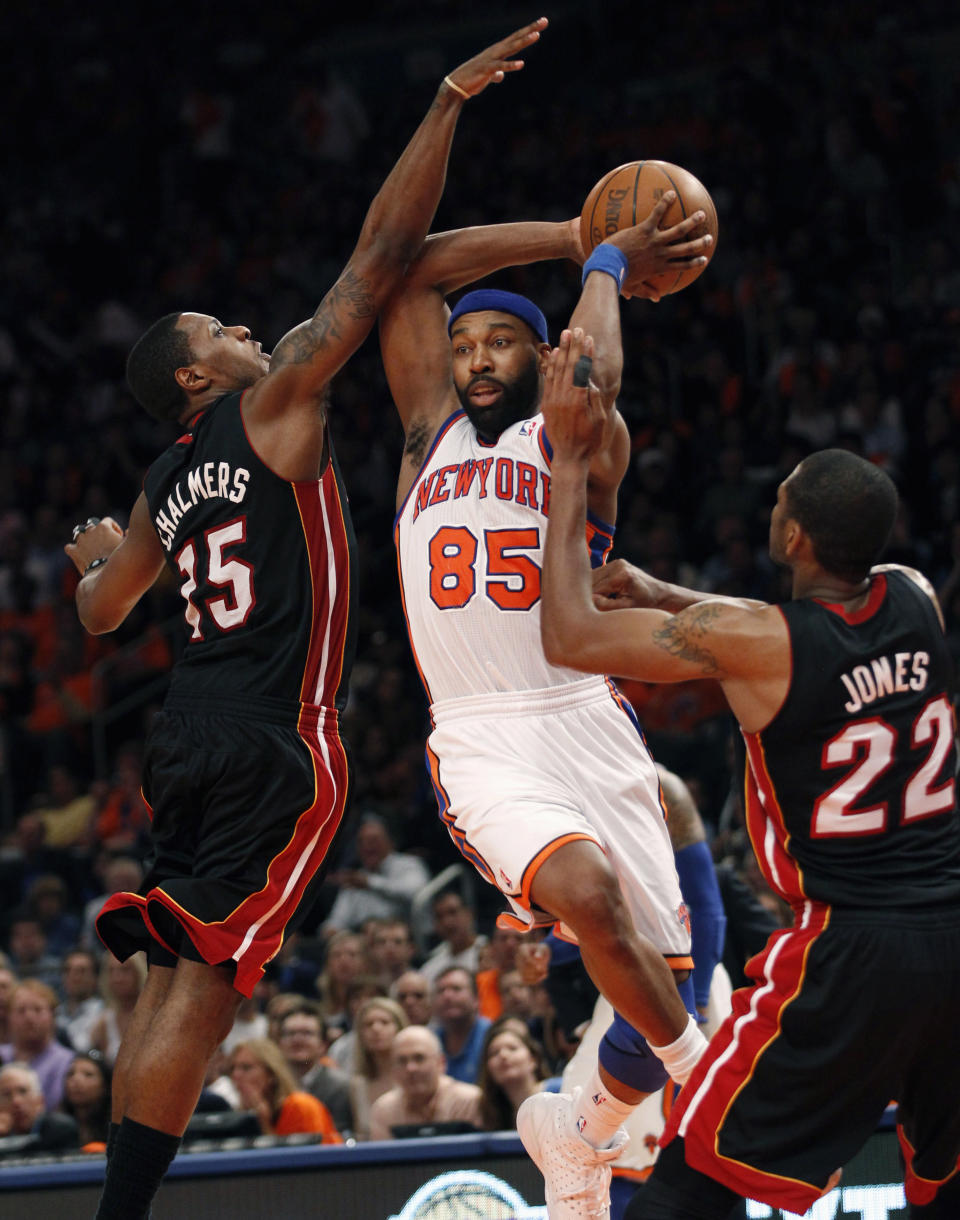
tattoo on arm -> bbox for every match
[271,270,376,368]
[403,419,433,467]
[652,604,723,675]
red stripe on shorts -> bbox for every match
[145,711,349,996]
[661,902,832,1215]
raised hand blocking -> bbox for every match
[443,16,548,99]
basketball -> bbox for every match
[580,160,718,295]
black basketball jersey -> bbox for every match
[742,568,960,909]
[143,391,357,714]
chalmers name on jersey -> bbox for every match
[394,411,613,704]
[143,391,357,714]
[744,569,960,910]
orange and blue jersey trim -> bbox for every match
[393,521,435,708]
[605,676,642,730]
[586,511,615,568]
[514,832,601,913]
[539,424,615,567]
[538,423,553,466]
[492,834,601,938]
[425,740,496,886]
[605,677,657,757]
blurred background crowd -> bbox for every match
[1,0,959,1154]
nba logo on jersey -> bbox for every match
[576,1115,587,1134]
[499,868,514,889]
[517,419,539,437]
[677,902,691,935]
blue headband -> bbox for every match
[447,289,549,345]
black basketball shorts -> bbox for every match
[661,902,960,1213]
[96,701,349,997]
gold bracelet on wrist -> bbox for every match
[443,75,470,100]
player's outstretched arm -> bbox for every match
[65,494,166,635]
[562,264,629,519]
[572,192,712,404]
[539,330,786,727]
[563,196,713,516]
[250,18,549,421]
[592,558,768,614]
[408,218,584,299]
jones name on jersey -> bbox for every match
[840,650,930,714]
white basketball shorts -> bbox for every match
[425,675,692,959]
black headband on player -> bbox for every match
[447,289,549,345]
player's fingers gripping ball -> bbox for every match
[580,159,718,296]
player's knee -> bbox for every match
[168,962,242,1032]
[542,859,625,934]
[533,838,617,908]
[186,998,239,1058]
[215,994,243,1043]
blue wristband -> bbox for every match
[581,244,629,293]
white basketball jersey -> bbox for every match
[394,410,614,706]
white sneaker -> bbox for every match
[517,1087,628,1219]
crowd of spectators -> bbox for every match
[0,902,567,1150]
[2,0,960,1158]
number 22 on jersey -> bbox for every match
[812,695,956,836]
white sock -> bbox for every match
[573,1069,634,1150]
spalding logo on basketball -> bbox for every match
[579,160,719,296]
[389,1170,544,1219]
